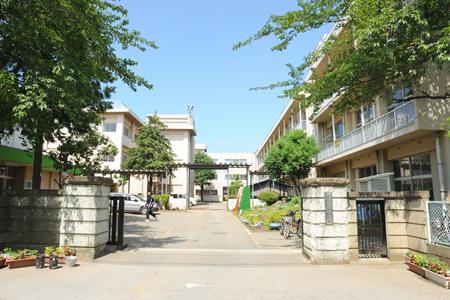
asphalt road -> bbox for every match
[1,202,449,299]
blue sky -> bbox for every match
[112,0,330,153]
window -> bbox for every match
[225,174,245,181]
[124,126,130,138]
[356,104,375,128]
[389,85,412,111]
[103,122,117,132]
[122,154,128,163]
[102,154,115,162]
[335,121,344,139]
[358,165,377,178]
[392,153,433,199]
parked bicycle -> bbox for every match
[280,210,302,239]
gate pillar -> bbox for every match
[300,178,350,264]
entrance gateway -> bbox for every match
[356,198,387,257]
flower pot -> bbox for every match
[424,269,450,289]
[0,258,6,268]
[406,262,425,277]
[36,255,46,269]
[65,256,77,267]
[49,255,59,270]
[7,257,36,269]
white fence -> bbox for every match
[317,101,416,162]
[427,201,450,247]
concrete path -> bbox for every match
[1,202,449,299]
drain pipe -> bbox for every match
[435,131,447,201]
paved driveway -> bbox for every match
[1,202,449,299]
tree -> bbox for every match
[123,115,175,194]
[194,152,216,202]
[234,0,450,114]
[228,175,243,199]
[48,129,118,177]
[0,1,156,189]
[265,130,318,195]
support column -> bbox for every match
[331,114,336,142]
[435,132,447,201]
[300,178,350,264]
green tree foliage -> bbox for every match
[48,129,118,176]
[234,0,450,114]
[265,130,318,195]
[194,152,216,202]
[0,0,156,189]
[257,191,280,206]
[228,175,243,199]
[123,115,175,194]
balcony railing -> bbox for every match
[317,100,416,162]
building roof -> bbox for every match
[104,102,145,127]
[0,145,56,170]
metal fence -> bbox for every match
[427,201,450,247]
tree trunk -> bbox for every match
[291,176,301,196]
[147,173,153,195]
[200,185,204,202]
[32,135,44,190]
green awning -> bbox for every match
[0,145,56,170]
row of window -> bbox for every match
[225,174,247,181]
[195,189,218,196]
[224,159,247,165]
[354,153,434,199]
[103,122,134,139]
[322,86,412,142]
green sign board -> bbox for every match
[239,186,251,211]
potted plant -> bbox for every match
[406,253,427,277]
[4,248,38,269]
[63,246,77,267]
[424,256,450,289]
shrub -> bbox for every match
[258,191,280,206]
[289,196,300,205]
[160,194,170,209]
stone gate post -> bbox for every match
[300,178,350,264]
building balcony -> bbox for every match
[317,100,420,163]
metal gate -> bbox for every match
[356,200,387,256]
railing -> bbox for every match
[317,100,416,162]
[427,201,450,247]
[357,173,394,192]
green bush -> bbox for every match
[153,194,170,209]
[258,191,280,206]
[289,196,300,205]
[160,194,170,209]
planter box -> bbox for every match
[424,269,450,289]
[0,258,6,268]
[406,262,425,277]
[7,257,36,269]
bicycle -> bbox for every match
[281,210,302,239]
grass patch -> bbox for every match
[241,199,301,230]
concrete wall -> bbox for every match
[348,191,429,261]
[0,176,111,260]
[0,196,8,233]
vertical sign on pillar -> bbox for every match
[324,192,333,225]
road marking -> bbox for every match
[130,247,300,255]
[185,283,213,289]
